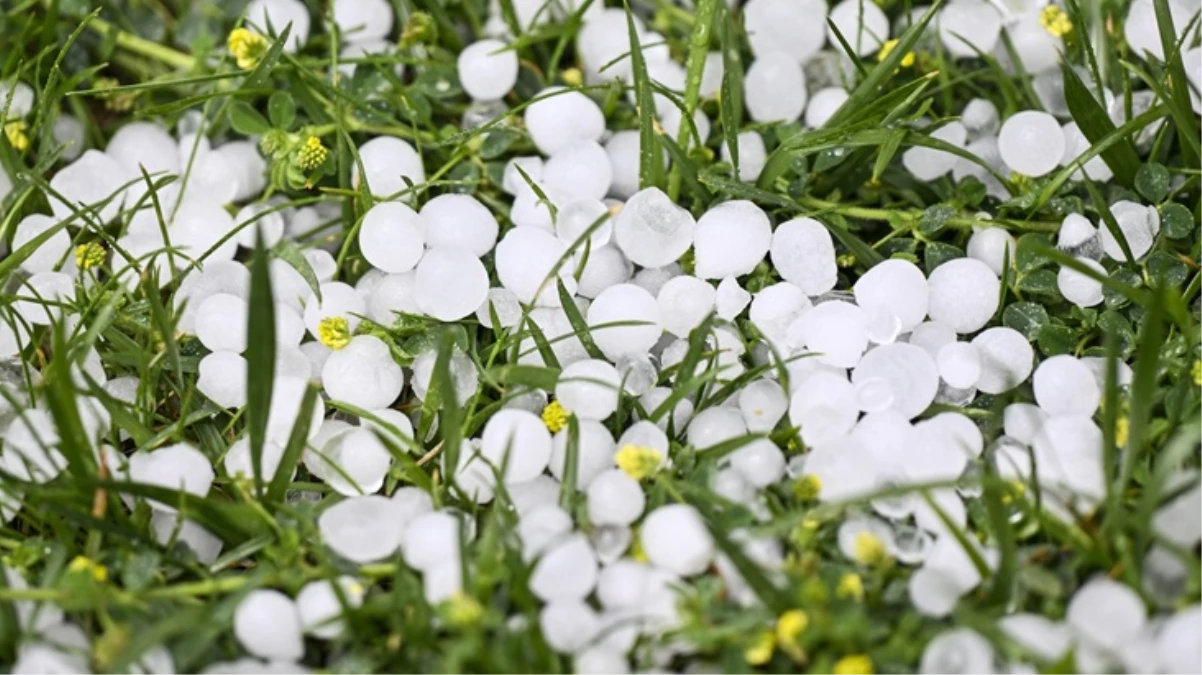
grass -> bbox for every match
[0,0,1199,672]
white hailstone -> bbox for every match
[223,437,287,481]
[194,293,248,353]
[587,469,645,526]
[233,203,285,250]
[1003,403,1046,446]
[245,0,310,51]
[517,504,572,561]
[605,131,643,199]
[805,87,849,128]
[171,196,239,264]
[0,79,34,117]
[749,282,811,346]
[1100,200,1160,261]
[936,342,981,389]
[297,577,364,640]
[998,111,1065,177]
[1032,416,1105,507]
[828,0,890,55]
[331,0,393,41]
[743,0,827,62]
[530,533,598,601]
[938,0,1002,58]
[851,343,940,419]
[300,341,332,383]
[640,387,693,433]
[641,504,713,576]
[127,444,214,510]
[543,141,613,202]
[495,226,574,305]
[105,121,180,189]
[400,510,463,571]
[903,120,968,181]
[1152,476,1201,548]
[556,359,621,421]
[789,371,859,445]
[919,628,994,674]
[770,217,837,296]
[720,130,768,183]
[358,202,424,274]
[790,300,868,368]
[510,181,564,231]
[540,601,600,654]
[971,327,1034,394]
[409,349,478,405]
[966,227,1015,277]
[219,140,268,202]
[744,52,807,123]
[962,98,1000,138]
[853,259,929,332]
[305,249,337,282]
[588,283,662,360]
[368,272,419,324]
[1060,121,1115,182]
[1057,258,1105,307]
[555,198,613,248]
[1186,47,1202,115]
[275,303,305,348]
[575,647,630,675]
[197,351,248,409]
[352,136,425,200]
[1067,576,1147,649]
[612,187,695,268]
[302,281,366,337]
[476,288,522,329]
[909,566,966,618]
[737,379,787,433]
[1033,355,1100,416]
[693,200,772,279]
[319,428,392,496]
[714,276,751,320]
[480,409,553,482]
[1157,606,1201,674]
[687,406,747,451]
[728,438,786,487]
[632,264,679,297]
[700,50,725,98]
[502,155,545,196]
[321,335,404,410]
[999,614,1073,663]
[550,420,616,489]
[907,321,957,359]
[414,246,490,321]
[233,589,304,661]
[47,149,127,222]
[926,258,1000,334]
[1124,0,1193,61]
[524,86,606,156]
[12,214,70,275]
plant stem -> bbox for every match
[86,16,196,71]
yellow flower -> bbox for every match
[836,253,857,268]
[793,474,822,501]
[541,400,569,433]
[834,654,874,675]
[4,120,29,152]
[75,242,106,271]
[852,531,890,566]
[68,555,108,583]
[228,28,269,70]
[318,316,352,350]
[877,39,915,68]
[561,68,583,88]
[296,136,328,171]
[744,629,776,666]
[445,591,482,626]
[631,530,649,563]
[615,444,664,480]
[1193,359,1201,386]
[1040,5,1073,38]
[837,572,864,601]
[776,609,808,644]
[1115,416,1129,448]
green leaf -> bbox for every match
[1017,269,1059,296]
[489,365,560,391]
[1002,302,1050,340]
[228,101,271,135]
[267,91,295,130]
[923,242,964,274]
[718,14,743,173]
[1060,61,1140,187]
[1160,203,1193,239]
[1036,323,1076,356]
[919,204,955,236]
[245,231,277,495]
[1147,251,1188,287]
[1134,163,1171,202]
[1151,0,1201,167]
[624,1,664,191]
[44,323,97,489]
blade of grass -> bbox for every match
[1061,61,1140,187]
[266,383,319,503]
[245,231,277,496]
[624,0,665,191]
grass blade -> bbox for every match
[1061,61,1140,187]
[624,0,665,191]
[245,231,277,496]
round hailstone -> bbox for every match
[246,0,310,51]
[576,245,632,299]
[632,264,679,297]
[524,86,606,155]
[480,409,553,482]
[1058,258,1105,307]
[127,444,215,509]
[198,351,248,409]
[297,576,364,640]
[721,130,768,183]
[543,141,613,202]
[998,111,1065,177]
[903,121,968,181]
[737,379,787,433]
[728,439,786,487]
[641,504,713,576]
[322,335,405,409]
[540,601,600,654]
[234,589,304,661]
[927,258,1000,334]
[476,287,522,328]
[909,321,957,360]
[771,218,837,296]
[320,428,392,496]
[853,259,929,332]
[1125,0,1193,61]
[518,504,572,560]
[352,136,425,201]
[852,343,940,419]
[1156,606,1201,674]
[550,420,616,489]
[587,469,645,526]
[789,300,868,368]
[266,375,324,444]
[1032,416,1105,506]
[744,51,807,123]
[502,155,544,196]
[369,271,421,324]
[588,283,662,360]
[966,227,1015,277]
[555,198,613,248]
[962,98,1000,137]
[219,140,269,203]
[971,327,1034,394]
[414,246,489,321]
[1033,355,1100,416]
[997,13,1059,75]
[358,202,424,274]
[530,533,599,601]
[919,628,994,674]
[0,79,34,118]
[1003,403,1046,446]
[1100,200,1160,261]
[909,566,965,618]
[302,281,366,337]
[495,227,573,306]
[1067,576,1147,649]
[612,187,695,269]
[556,359,621,421]
[105,121,182,181]
[319,495,405,563]
[402,511,464,572]
[223,437,287,481]
[13,271,75,326]
[409,349,479,405]
[998,614,1073,663]
[938,0,1002,58]
[1186,47,1202,115]
[605,131,643,199]
[48,149,127,222]
[171,196,239,264]
[789,371,859,445]
[12,214,70,275]
[194,293,248,353]
[750,282,811,346]
[693,200,773,279]
[456,39,518,101]
[828,0,890,55]
[687,406,747,451]
[805,87,849,128]
[744,0,827,62]
[936,342,981,389]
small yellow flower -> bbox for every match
[776,609,808,644]
[631,530,649,563]
[75,242,106,271]
[1193,359,1201,386]
[541,400,569,433]
[68,555,108,583]
[1115,416,1129,448]
[445,591,482,626]
[852,531,890,566]
[318,316,352,350]
[834,654,875,675]
[877,39,915,68]
[615,444,664,480]
[4,120,29,152]
[793,474,822,501]
[228,28,269,70]
[836,253,857,268]
[1040,5,1073,38]
[837,572,864,601]
[296,136,328,171]
[744,629,776,666]
[561,68,583,88]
